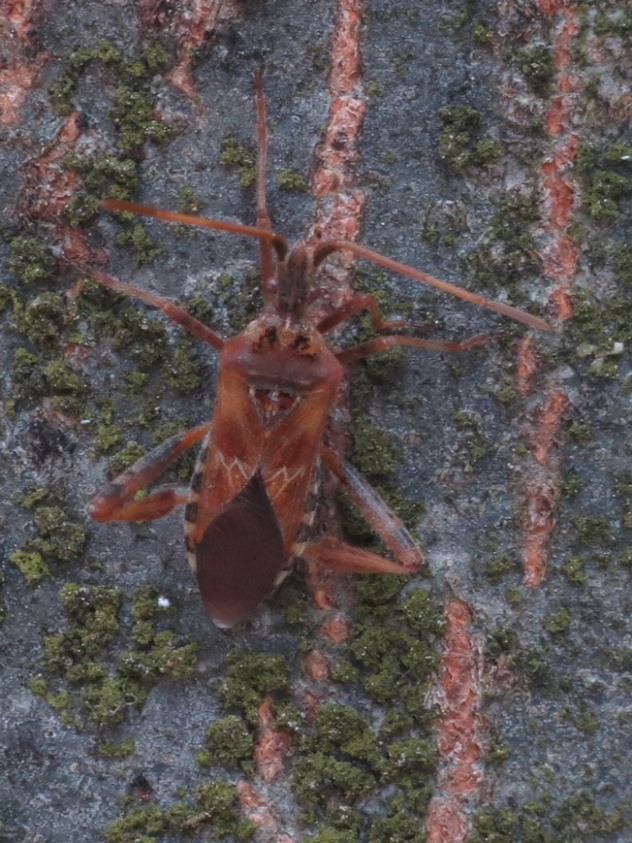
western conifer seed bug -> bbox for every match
[72,74,549,628]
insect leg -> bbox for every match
[317,292,409,334]
[337,331,495,366]
[317,290,497,364]
[71,263,225,350]
[303,537,418,576]
[89,423,211,523]
[321,447,423,569]
[254,69,276,302]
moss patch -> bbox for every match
[35,584,197,729]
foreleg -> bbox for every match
[89,423,211,522]
[70,263,225,350]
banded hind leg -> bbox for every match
[304,448,423,580]
[89,423,211,522]
[310,294,498,575]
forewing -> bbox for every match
[193,470,285,628]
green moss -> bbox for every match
[551,791,623,838]
[470,807,517,842]
[63,193,101,227]
[483,553,516,581]
[584,171,630,222]
[450,411,490,466]
[114,223,165,267]
[59,582,122,649]
[614,473,632,529]
[118,629,198,683]
[329,657,360,684]
[193,780,257,840]
[361,345,407,385]
[97,739,135,759]
[566,419,593,444]
[313,704,382,771]
[33,507,87,564]
[485,626,520,659]
[123,42,171,78]
[592,9,632,41]
[562,470,582,497]
[8,236,57,285]
[10,493,86,584]
[13,291,68,347]
[350,625,437,706]
[64,152,139,201]
[10,348,45,401]
[220,136,256,188]
[106,441,147,478]
[112,309,169,368]
[199,715,254,770]
[571,514,613,545]
[564,285,632,376]
[398,588,444,637]
[0,282,13,313]
[472,22,493,45]
[176,185,203,215]
[516,647,552,688]
[562,554,587,585]
[505,585,522,607]
[9,348,87,413]
[486,629,556,689]
[277,169,309,192]
[489,379,517,408]
[292,753,375,812]
[570,705,600,735]
[383,737,437,783]
[543,608,571,637]
[516,45,555,97]
[9,549,49,585]
[575,141,631,223]
[274,702,305,736]
[94,423,122,454]
[49,39,122,115]
[45,357,87,400]
[614,244,632,285]
[307,829,357,843]
[472,136,504,166]
[131,585,170,624]
[164,339,203,393]
[219,652,290,724]
[81,676,140,727]
[37,582,196,729]
[619,548,632,568]
[111,87,174,151]
[103,803,166,842]
[47,690,72,714]
[437,104,479,170]
[368,812,425,843]
[605,140,632,166]
[29,676,49,698]
[350,421,402,480]
[487,738,511,766]
[463,193,541,295]
[437,104,502,171]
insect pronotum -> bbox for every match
[72,74,549,628]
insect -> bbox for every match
[72,74,549,628]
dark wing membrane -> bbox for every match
[194,470,285,627]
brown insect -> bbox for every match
[74,74,549,628]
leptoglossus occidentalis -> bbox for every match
[71,73,549,628]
